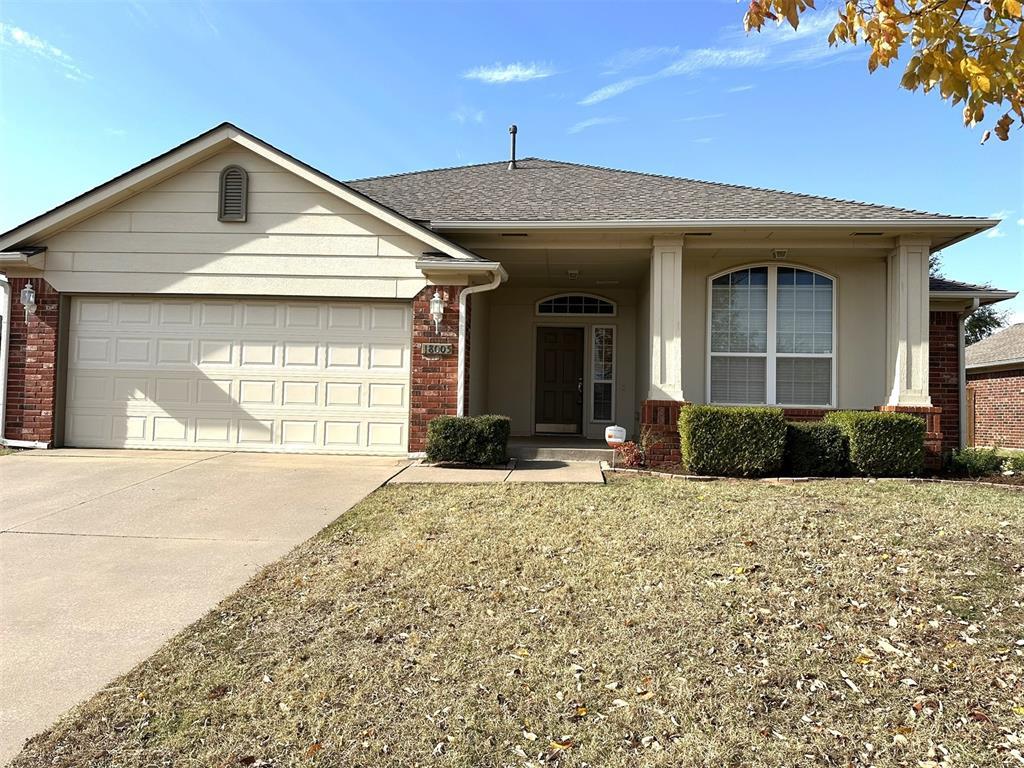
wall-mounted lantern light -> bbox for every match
[429,290,444,334]
[20,282,37,322]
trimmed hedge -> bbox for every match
[679,405,787,478]
[823,410,924,477]
[947,447,1004,477]
[425,415,511,465]
[784,422,848,477]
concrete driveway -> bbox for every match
[0,449,406,763]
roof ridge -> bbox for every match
[527,157,969,220]
[346,157,517,184]
[350,155,981,221]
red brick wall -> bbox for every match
[409,285,464,453]
[929,310,961,454]
[639,399,683,466]
[4,278,60,445]
[967,368,1024,449]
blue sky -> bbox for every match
[1,0,1021,320]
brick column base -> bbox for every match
[875,404,943,470]
[408,285,464,454]
[640,399,684,466]
[4,278,60,445]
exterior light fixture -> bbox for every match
[429,290,444,334]
[20,282,37,322]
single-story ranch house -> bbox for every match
[966,323,1024,449]
[0,123,1016,461]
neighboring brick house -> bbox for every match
[0,123,1017,459]
[966,323,1024,449]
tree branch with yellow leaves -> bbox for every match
[744,0,1023,142]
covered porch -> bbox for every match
[457,227,945,445]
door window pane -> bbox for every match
[592,327,614,421]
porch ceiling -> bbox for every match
[474,248,650,288]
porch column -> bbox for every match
[409,284,464,455]
[885,237,932,406]
[649,238,684,401]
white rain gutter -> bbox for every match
[958,297,980,449]
[457,269,505,417]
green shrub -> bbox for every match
[425,415,511,465]
[823,410,924,477]
[947,447,1004,477]
[1004,453,1024,474]
[678,406,787,477]
[783,422,849,477]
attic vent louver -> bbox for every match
[218,165,248,222]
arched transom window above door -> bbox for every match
[708,265,835,407]
[536,294,616,316]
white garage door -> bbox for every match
[65,297,411,454]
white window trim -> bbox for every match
[536,293,618,317]
[590,324,616,423]
[705,263,837,408]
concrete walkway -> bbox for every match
[0,449,407,764]
[389,459,604,484]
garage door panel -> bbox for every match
[66,297,411,454]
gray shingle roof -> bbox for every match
[347,158,981,224]
[930,276,992,293]
[966,323,1024,368]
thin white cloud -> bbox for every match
[985,209,1011,237]
[463,62,554,84]
[677,112,726,123]
[727,84,755,93]
[692,137,714,144]
[580,48,765,105]
[0,23,91,81]
[450,106,484,124]
[602,46,679,74]
[581,12,851,106]
[568,116,624,135]
[1017,217,1024,226]
[104,127,128,137]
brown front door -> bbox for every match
[535,327,584,434]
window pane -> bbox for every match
[777,270,832,358]
[592,327,614,421]
[538,295,615,315]
[710,356,767,404]
[593,383,612,421]
[776,357,832,405]
[710,268,768,354]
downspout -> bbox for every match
[0,274,8,445]
[958,297,980,449]
[457,268,505,417]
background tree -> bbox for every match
[930,253,1009,343]
[744,0,1023,142]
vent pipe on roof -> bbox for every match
[508,124,517,170]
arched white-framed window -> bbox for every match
[707,264,835,407]
[218,165,248,222]
[536,293,616,316]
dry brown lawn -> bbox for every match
[11,478,1024,767]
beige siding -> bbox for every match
[681,254,888,409]
[468,291,490,415]
[636,263,651,402]
[39,148,429,299]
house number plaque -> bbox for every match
[420,343,453,356]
